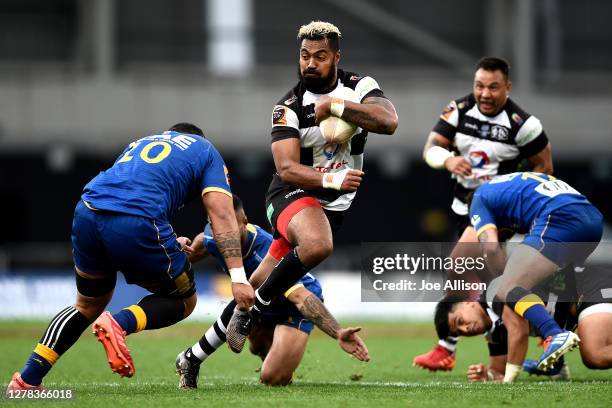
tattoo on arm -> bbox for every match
[342,96,397,134]
[297,294,341,339]
[215,231,242,259]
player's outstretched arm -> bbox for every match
[202,191,254,310]
[502,305,529,383]
[314,95,398,135]
[272,138,364,192]
[288,287,370,362]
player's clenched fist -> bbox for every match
[232,282,255,311]
[322,168,364,192]
[445,156,472,177]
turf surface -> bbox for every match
[1,320,611,407]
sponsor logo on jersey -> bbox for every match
[315,160,349,173]
[272,106,287,126]
[490,125,509,141]
[479,124,491,138]
[284,95,297,106]
[471,214,480,225]
[350,75,361,81]
[323,143,340,160]
[468,151,491,169]
[511,112,524,126]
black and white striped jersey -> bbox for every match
[432,94,549,216]
[479,298,508,357]
[270,69,385,211]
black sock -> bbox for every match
[137,294,186,330]
[21,306,90,385]
[256,248,309,307]
[187,300,236,363]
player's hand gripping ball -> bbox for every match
[319,87,359,144]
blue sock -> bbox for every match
[523,304,563,339]
[112,309,137,335]
[21,352,52,386]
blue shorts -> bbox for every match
[72,200,193,297]
[257,276,323,335]
[522,203,603,267]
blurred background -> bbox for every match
[1,0,611,319]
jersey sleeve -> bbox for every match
[469,193,497,237]
[200,144,232,197]
[271,103,300,143]
[515,116,549,157]
[354,76,386,102]
[487,339,508,357]
[432,100,459,141]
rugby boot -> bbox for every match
[523,358,571,380]
[175,350,200,390]
[412,345,455,371]
[5,372,45,396]
[536,331,580,371]
[92,312,135,377]
[226,308,253,353]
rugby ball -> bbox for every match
[319,87,359,144]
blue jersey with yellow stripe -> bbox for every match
[470,172,591,235]
[203,222,318,289]
[82,131,231,222]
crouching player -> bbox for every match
[470,172,604,370]
[175,196,369,388]
[435,276,572,383]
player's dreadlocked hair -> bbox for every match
[434,295,465,339]
[297,21,341,52]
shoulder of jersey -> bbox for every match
[275,86,302,111]
[338,69,364,90]
[455,93,476,113]
[504,98,532,128]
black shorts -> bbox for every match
[265,174,345,240]
[452,211,470,237]
[575,265,612,316]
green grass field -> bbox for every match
[1,320,611,407]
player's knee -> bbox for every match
[298,240,333,266]
[75,293,111,321]
[260,369,292,386]
[182,294,197,318]
[581,347,611,369]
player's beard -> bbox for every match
[298,63,337,94]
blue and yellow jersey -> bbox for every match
[81,131,231,221]
[203,222,318,290]
[204,223,269,277]
[470,172,591,235]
